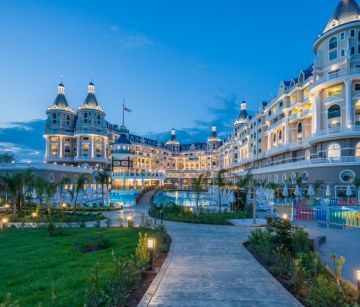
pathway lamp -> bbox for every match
[61,203,67,209]
[282,213,289,221]
[357,268,360,303]
[1,217,9,229]
[4,204,10,209]
[127,215,134,228]
[147,238,156,271]
[31,212,37,218]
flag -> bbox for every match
[123,106,132,112]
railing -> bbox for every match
[310,126,360,140]
[313,67,360,86]
[0,163,95,173]
[267,118,285,131]
[112,171,165,178]
[289,109,312,122]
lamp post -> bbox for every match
[1,217,9,229]
[147,238,156,271]
[356,269,360,304]
[31,212,37,218]
[127,215,133,228]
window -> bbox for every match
[291,95,296,103]
[327,85,342,96]
[340,32,345,40]
[304,87,309,98]
[339,170,355,183]
[282,173,287,183]
[278,130,282,140]
[351,29,355,37]
[355,84,360,91]
[356,142,360,157]
[327,143,341,160]
[355,102,360,126]
[329,37,338,61]
[341,49,345,57]
[328,104,341,120]
[351,47,355,55]
[297,122,303,140]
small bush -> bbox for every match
[135,233,150,270]
[307,275,353,307]
[85,263,108,307]
[47,223,64,237]
[74,234,111,253]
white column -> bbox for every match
[133,178,137,190]
[142,178,145,188]
[284,114,289,144]
[103,138,107,160]
[345,79,353,128]
[76,136,80,159]
[91,136,94,158]
[45,137,49,160]
[59,136,63,158]
[312,92,321,133]
[267,134,271,150]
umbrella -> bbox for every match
[282,185,289,198]
[346,185,353,197]
[325,185,331,198]
[86,186,93,200]
[54,188,61,206]
[295,185,302,198]
[31,189,37,200]
[228,190,236,204]
[41,192,47,204]
[307,184,315,198]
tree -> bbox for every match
[73,175,88,210]
[0,153,15,164]
[192,173,206,215]
[313,179,324,196]
[59,177,71,206]
[0,172,23,216]
[215,170,226,214]
[353,177,360,202]
[94,169,111,207]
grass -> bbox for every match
[9,212,105,223]
[149,205,251,225]
[0,227,145,306]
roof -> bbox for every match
[324,0,360,33]
[115,133,132,145]
[81,93,99,109]
[52,93,69,109]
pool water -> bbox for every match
[154,191,214,207]
[110,191,140,207]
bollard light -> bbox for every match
[147,238,156,249]
[282,214,289,221]
[62,203,67,208]
[2,217,9,224]
[4,204,10,209]
[31,212,37,218]
[127,216,133,222]
[357,268,360,304]
[189,208,193,214]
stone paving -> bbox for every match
[294,221,360,285]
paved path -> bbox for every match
[294,221,360,285]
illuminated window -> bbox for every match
[297,122,303,140]
[327,85,342,96]
[329,37,338,61]
[356,143,360,157]
[327,143,341,160]
[304,87,309,98]
[355,102,360,126]
[291,95,296,103]
[50,144,57,157]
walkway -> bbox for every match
[294,221,360,285]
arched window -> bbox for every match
[305,149,311,160]
[355,101,360,126]
[273,134,276,143]
[278,130,282,141]
[327,143,341,160]
[297,122,303,140]
[329,37,338,61]
[328,104,341,128]
[356,142,360,157]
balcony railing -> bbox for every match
[112,171,165,178]
[289,109,312,122]
[313,67,360,86]
[267,118,285,131]
[310,126,360,140]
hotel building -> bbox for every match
[43,0,360,196]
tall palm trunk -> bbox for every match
[101,184,105,207]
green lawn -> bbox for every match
[0,227,144,306]
[149,206,251,225]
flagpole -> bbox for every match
[122,99,125,126]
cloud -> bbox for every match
[109,25,120,32]
[145,93,239,143]
[0,120,45,162]
[120,32,155,49]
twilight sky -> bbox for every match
[0,0,340,160]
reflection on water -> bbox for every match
[154,191,212,207]
[110,191,140,207]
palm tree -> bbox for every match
[192,173,206,215]
[266,182,280,198]
[313,179,324,196]
[0,172,23,216]
[215,169,226,214]
[59,177,71,206]
[19,168,35,208]
[73,175,88,210]
[94,169,111,207]
[353,177,360,203]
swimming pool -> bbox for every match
[154,191,216,208]
[110,190,140,207]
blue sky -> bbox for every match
[0,0,340,161]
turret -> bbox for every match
[166,129,180,145]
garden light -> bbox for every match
[282,214,289,221]
[4,204,10,209]
[62,203,67,208]
[147,238,156,250]
[357,268,360,303]
[2,217,9,225]
[32,212,37,218]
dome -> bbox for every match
[115,133,132,145]
[324,0,360,33]
[207,125,221,142]
[49,82,72,111]
[235,101,248,124]
[80,82,102,110]
[166,129,180,145]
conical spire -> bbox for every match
[235,100,248,125]
[80,81,102,110]
[324,0,360,33]
[166,129,180,145]
[50,82,70,110]
[208,125,221,142]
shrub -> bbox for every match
[74,235,111,253]
[105,217,112,228]
[248,229,274,265]
[135,233,150,270]
[85,263,108,307]
[0,293,19,307]
[292,227,310,254]
[307,276,353,307]
[47,223,64,237]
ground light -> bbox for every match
[127,215,133,228]
[31,212,37,218]
[357,269,360,303]
[1,217,9,229]
[62,203,67,208]
[147,238,156,271]
[4,204,10,209]
[282,214,289,221]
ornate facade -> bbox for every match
[44,0,360,195]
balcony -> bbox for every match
[288,109,312,123]
[267,118,285,131]
[313,67,360,87]
[309,126,360,143]
[112,171,165,179]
